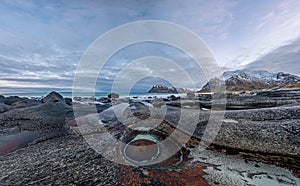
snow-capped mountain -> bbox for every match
[148,84,178,93]
[201,69,300,92]
[148,84,195,94]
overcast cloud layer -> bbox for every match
[1,0,300,93]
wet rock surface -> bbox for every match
[190,146,300,186]
[0,135,117,185]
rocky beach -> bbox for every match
[2,0,300,185]
[0,85,299,185]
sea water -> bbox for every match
[1,92,185,100]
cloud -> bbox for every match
[206,0,300,72]
[245,37,300,75]
[1,0,299,93]
[1,0,235,93]
[257,12,274,31]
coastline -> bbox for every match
[0,90,299,185]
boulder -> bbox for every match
[42,91,64,103]
[0,102,70,131]
[169,95,180,101]
[97,97,111,104]
[108,93,119,99]
[64,97,72,105]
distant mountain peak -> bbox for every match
[148,84,178,94]
[148,84,194,94]
[201,69,300,92]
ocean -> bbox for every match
[2,92,184,99]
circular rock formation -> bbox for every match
[124,137,159,163]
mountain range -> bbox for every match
[147,84,195,94]
[201,69,300,92]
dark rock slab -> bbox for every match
[257,88,300,98]
[164,105,300,157]
[0,135,117,185]
[0,131,39,156]
[197,118,300,157]
[200,96,298,110]
[0,102,71,131]
[225,105,300,121]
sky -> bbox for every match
[1,0,300,93]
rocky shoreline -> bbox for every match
[0,90,299,185]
